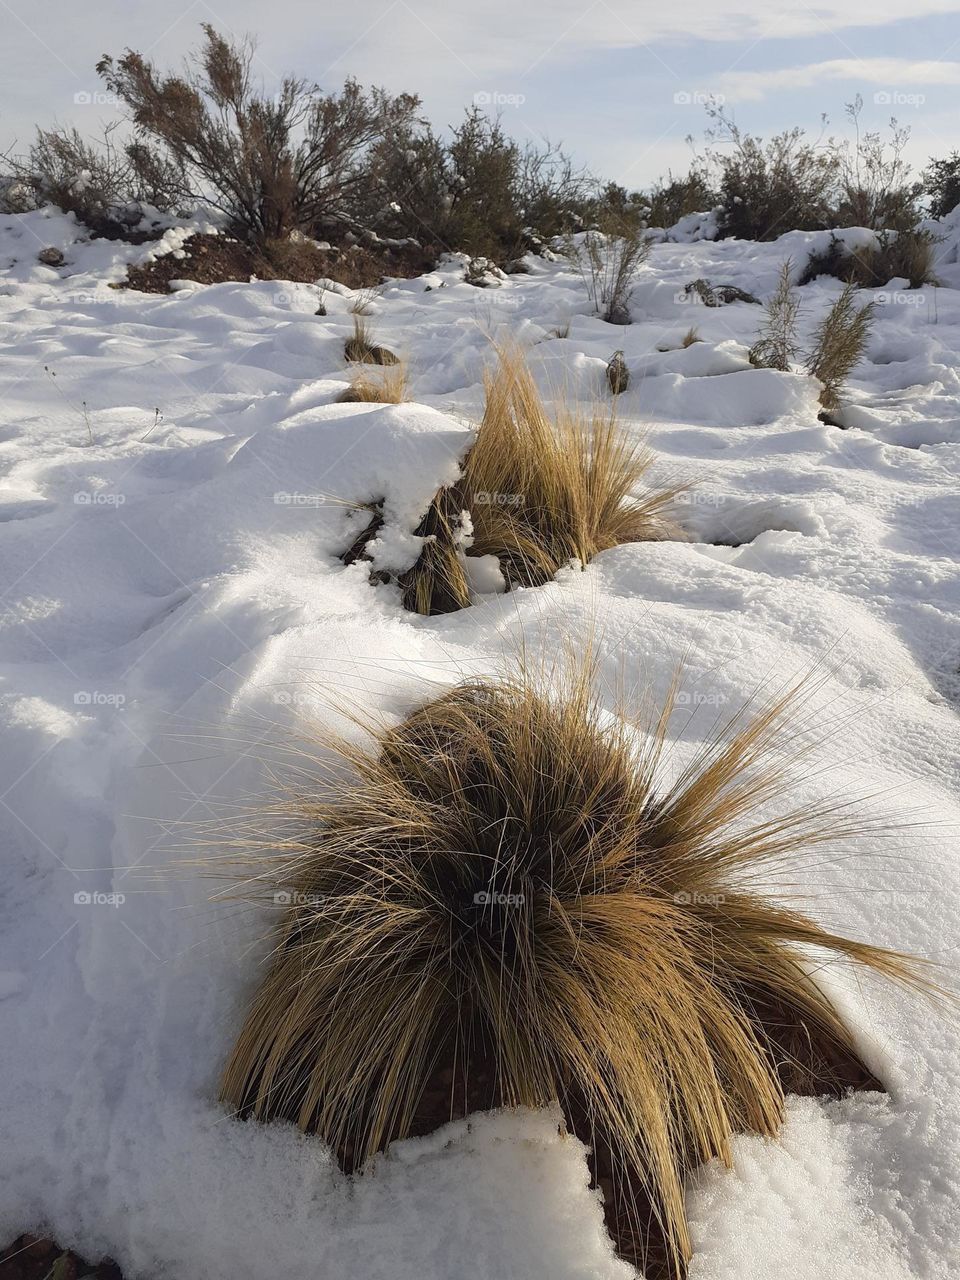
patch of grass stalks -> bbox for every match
[805,283,875,417]
[218,660,927,1279]
[344,315,399,365]
[395,347,681,614]
[749,261,801,371]
[338,362,409,404]
[566,217,651,324]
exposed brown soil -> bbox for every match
[120,233,436,294]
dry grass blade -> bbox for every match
[218,664,928,1278]
[396,346,682,614]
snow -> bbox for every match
[0,207,959,1279]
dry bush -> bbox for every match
[749,261,801,371]
[801,229,938,290]
[3,123,181,230]
[396,348,680,614]
[567,216,651,324]
[338,362,408,404]
[681,327,701,347]
[643,165,718,228]
[219,662,924,1278]
[805,283,875,416]
[706,107,840,241]
[923,152,960,219]
[831,96,920,233]
[365,110,592,262]
[97,25,419,245]
[344,316,399,365]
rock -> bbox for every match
[38,247,65,267]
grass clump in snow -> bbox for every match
[219,660,925,1279]
[805,283,875,417]
[565,215,650,324]
[338,362,409,404]
[749,261,801,372]
[396,347,681,614]
[344,315,399,366]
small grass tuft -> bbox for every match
[749,261,801,371]
[338,362,409,403]
[394,347,682,614]
[344,315,399,366]
[805,283,874,418]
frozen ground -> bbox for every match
[0,206,959,1279]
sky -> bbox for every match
[3,0,959,188]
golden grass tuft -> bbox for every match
[338,361,409,404]
[219,664,925,1278]
[395,347,682,614]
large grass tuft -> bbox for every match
[219,663,924,1277]
[396,347,681,614]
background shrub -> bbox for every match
[97,24,420,245]
[923,152,960,219]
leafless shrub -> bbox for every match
[97,24,419,244]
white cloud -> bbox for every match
[717,58,960,102]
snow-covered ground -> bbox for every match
[1,206,959,1279]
